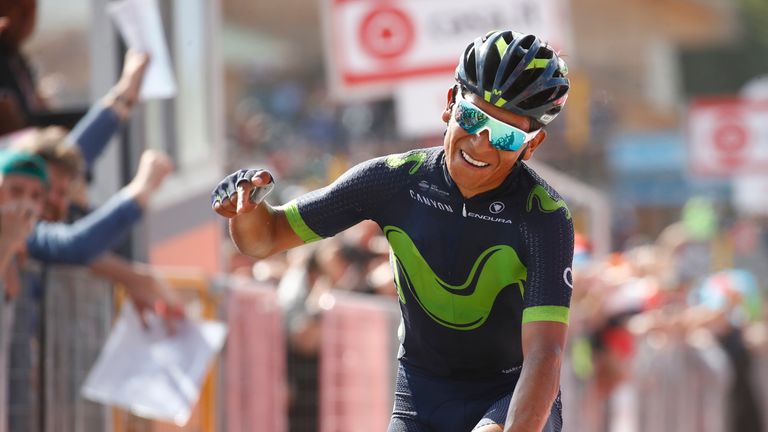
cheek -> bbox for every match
[497,151,521,168]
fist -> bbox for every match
[133,149,174,193]
[211,169,274,218]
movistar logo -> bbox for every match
[385,151,426,175]
[526,185,571,219]
[385,226,526,330]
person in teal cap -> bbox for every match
[0,149,47,275]
[0,148,47,432]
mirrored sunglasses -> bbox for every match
[454,96,540,152]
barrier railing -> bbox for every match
[224,279,286,432]
[9,265,761,432]
[42,266,114,432]
[561,331,733,432]
[319,292,400,432]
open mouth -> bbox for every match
[460,150,490,168]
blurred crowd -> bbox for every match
[4,0,768,431]
[564,206,768,432]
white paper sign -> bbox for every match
[81,304,227,426]
[108,0,178,99]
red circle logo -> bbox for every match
[358,7,415,61]
[713,122,748,152]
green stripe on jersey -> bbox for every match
[522,305,569,324]
[284,200,321,243]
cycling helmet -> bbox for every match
[455,30,570,125]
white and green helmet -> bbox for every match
[455,30,570,125]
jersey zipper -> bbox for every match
[462,202,467,217]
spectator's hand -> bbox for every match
[211,169,274,218]
[124,269,186,335]
[105,50,150,120]
[0,200,38,253]
[0,17,9,34]
[125,150,174,207]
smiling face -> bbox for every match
[441,87,546,198]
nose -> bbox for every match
[468,129,493,151]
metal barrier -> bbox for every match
[319,292,400,432]
[42,266,115,432]
[224,280,286,432]
[6,265,761,432]
[562,332,734,432]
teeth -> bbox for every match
[461,150,489,167]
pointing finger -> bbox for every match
[236,182,256,214]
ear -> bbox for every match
[442,87,455,124]
[520,129,547,161]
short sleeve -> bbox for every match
[519,185,574,325]
[283,153,415,242]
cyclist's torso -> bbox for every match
[285,147,573,378]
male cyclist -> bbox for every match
[212,30,572,432]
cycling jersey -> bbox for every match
[285,147,574,378]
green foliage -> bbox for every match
[742,0,768,47]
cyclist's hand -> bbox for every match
[211,169,274,218]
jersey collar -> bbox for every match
[439,149,524,202]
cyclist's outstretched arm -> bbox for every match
[503,321,567,432]
[211,169,303,259]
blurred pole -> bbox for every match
[565,72,591,154]
[88,0,123,207]
[527,160,612,258]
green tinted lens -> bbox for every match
[455,100,488,134]
[486,122,527,151]
[456,99,528,151]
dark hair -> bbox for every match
[11,127,84,178]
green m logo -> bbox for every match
[385,152,427,175]
[526,185,571,219]
[385,226,527,330]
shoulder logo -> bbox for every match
[526,185,571,219]
[385,152,427,175]
[489,201,505,214]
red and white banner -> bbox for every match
[688,98,768,176]
[321,0,570,101]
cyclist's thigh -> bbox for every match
[389,363,430,432]
[473,391,563,432]
[388,416,430,432]
[390,362,472,432]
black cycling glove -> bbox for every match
[211,169,274,208]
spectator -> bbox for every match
[0,149,47,432]
[13,130,182,322]
[0,0,48,135]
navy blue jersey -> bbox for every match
[284,147,573,378]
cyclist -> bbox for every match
[212,30,572,432]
